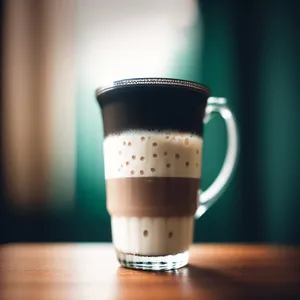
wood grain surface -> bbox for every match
[0,244,299,300]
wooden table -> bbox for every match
[0,244,299,300]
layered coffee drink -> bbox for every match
[96,78,213,270]
[96,78,238,270]
[104,130,202,256]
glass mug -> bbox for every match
[96,78,238,271]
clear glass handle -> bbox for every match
[195,97,239,218]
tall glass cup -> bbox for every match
[96,78,238,271]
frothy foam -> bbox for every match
[103,131,203,179]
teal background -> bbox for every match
[1,0,299,244]
[73,0,299,244]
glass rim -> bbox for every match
[96,77,211,98]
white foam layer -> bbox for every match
[103,131,202,179]
[111,216,194,256]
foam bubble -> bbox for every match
[103,130,203,179]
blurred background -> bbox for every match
[0,0,299,244]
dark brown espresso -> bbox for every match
[106,177,200,217]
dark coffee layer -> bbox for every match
[106,177,200,217]
[97,85,208,137]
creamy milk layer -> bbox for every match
[111,216,194,256]
[103,131,203,179]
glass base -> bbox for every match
[116,250,189,271]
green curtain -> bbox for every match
[258,1,300,243]
[75,0,300,243]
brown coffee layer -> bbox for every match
[106,177,200,217]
